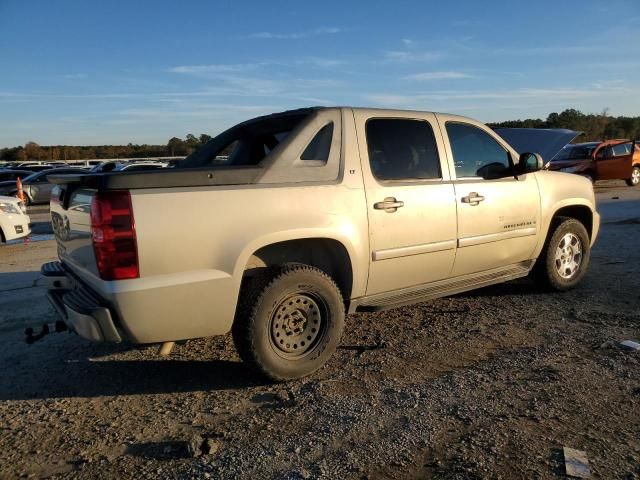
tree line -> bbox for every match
[0,133,212,162]
[2,108,639,162]
[488,108,640,142]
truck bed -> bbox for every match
[47,165,265,191]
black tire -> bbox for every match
[232,264,345,381]
[531,218,590,291]
[625,165,640,187]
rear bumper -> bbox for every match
[41,261,121,342]
[45,258,238,343]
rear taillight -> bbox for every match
[90,191,139,280]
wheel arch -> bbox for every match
[241,237,355,303]
[534,203,594,260]
[550,205,594,239]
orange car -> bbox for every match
[547,139,640,186]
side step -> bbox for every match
[355,261,534,312]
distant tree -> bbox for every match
[24,141,42,160]
[488,108,640,142]
[167,137,184,156]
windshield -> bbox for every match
[552,144,597,162]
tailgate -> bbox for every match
[50,186,100,277]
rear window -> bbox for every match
[301,123,334,161]
[183,112,311,168]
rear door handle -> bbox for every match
[374,197,404,213]
[461,192,485,206]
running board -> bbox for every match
[352,261,534,313]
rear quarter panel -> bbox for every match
[117,179,369,342]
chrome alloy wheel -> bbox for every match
[554,233,583,279]
[631,167,640,185]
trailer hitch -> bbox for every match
[25,321,68,344]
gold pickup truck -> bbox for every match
[41,107,600,381]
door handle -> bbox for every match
[461,192,485,206]
[373,197,404,213]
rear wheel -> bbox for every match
[626,166,640,187]
[531,218,590,291]
[232,264,345,381]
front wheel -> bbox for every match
[232,264,345,381]
[531,218,591,291]
[626,166,640,187]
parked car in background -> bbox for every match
[42,107,599,381]
[0,167,89,205]
[494,128,581,166]
[546,140,640,186]
[13,162,51,168]
[114,161,169,172]
[5,164,53,173]
[0,170,32,183]
[90,161,121,173]
[0,196,30,242]
[90,161,169,173]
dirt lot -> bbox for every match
[0,183,639,479]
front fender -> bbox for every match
[533,171,599,257]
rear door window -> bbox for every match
[612,143,632,156]
[365,119,441,181]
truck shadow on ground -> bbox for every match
[453,277,547,299]
[0,339,268,401]
[0,277,555,402]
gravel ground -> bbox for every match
[0,182,638,479]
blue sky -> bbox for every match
[1,0,639,147]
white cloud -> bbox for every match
[244,27,343,40]
[365,84,635,106]
[383,50,442,62]
[168,64,264,74]
[296,57,346,68]
[404,71,472,81]
[169,57,346,77]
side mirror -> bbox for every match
[515,152,543,174]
